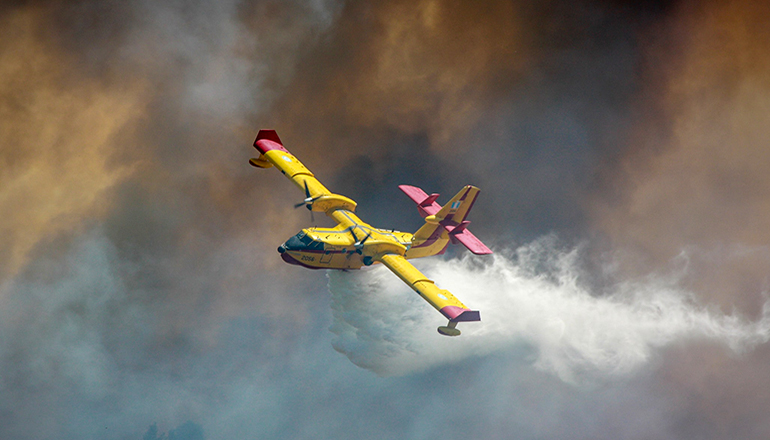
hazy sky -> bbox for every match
[3,1,770,439]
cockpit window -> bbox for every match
[304,235,324,251]
[284,231,324,251]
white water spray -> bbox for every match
[328,238,770,380]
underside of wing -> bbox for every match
[377,254,480,336]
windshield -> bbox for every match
[284,231,324,251]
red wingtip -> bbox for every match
[253,130,289,154]
[255,129,282,145]
[440,306,481,322]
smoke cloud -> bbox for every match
[0,8,147,279]
[592,0,770,312]
[3,0,770,438]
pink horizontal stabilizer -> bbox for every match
[440,306,481,322]
[254,130,289,154]
[420,193,440,207]
[399,185,441,217]
[451,229,492,255]
[445,221,470,235]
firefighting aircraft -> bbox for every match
[249,130,492,336]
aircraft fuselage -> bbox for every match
[277,210,412,270]
[277,209,447,270]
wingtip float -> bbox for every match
[250,129,492,336]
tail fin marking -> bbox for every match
[433,185,479,226]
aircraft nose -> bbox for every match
[283,235,304,250]
[277,245,286,254]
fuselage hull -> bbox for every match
[277,209,448,270]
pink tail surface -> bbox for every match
[399,185,492,255]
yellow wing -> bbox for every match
[251,130,357,213]
[378,254,480,336]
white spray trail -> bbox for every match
[328,238,770,380]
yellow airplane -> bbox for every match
[250,130,492,336]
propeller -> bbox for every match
[353,230,372,252]
[294,181,320,209]
[294,180,320,222]
[344,227,371,258]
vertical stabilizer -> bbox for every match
[432,185,480,225]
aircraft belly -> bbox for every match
[281,251,321,269]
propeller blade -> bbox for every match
[295,181,321,209]
[355,231,372,248]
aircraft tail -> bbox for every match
[433,185,479,225]
[399,185,492,256]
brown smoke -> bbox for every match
[265,0,531,170]
[592,0,770,313]
[590,4,770,434]
[0,8,148,279]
